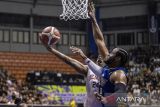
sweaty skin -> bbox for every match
[88,3,109,60]
[110,70,127,85]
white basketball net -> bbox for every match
[60,0,89,21]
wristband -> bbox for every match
[85,58,91,64]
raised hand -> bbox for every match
[94,92,108,104]
[39,33,52,51]
[88,2,96,21]
[70,46,87,60]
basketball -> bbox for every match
[40,26,61,46]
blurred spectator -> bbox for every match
[69,98,77,107]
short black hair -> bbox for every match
[116,48,128,67]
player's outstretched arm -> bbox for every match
[39,34,88,76]
[95,71,127,105]
[88,3,109,60]
[48,47,87,76]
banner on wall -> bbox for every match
[36,85,86,104]
[148,1,158,34]
[149,15,158,34]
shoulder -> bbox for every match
[110,70,127,85]
[113,70,126,74]
[110,70,126,79]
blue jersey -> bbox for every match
[100,66,128,107]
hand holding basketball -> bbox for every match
[39,26,61,47]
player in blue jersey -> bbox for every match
[71,48,128,106]
[70,3,129,107]
[71,47,128,106]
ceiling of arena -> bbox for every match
[1,0,160,7]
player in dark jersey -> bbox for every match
[70,3,129,107]
[92,48,128,106]
[70,47,128,107]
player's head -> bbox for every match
[96,55,105,67]
[90,55,104,67]
[104,48,128,68]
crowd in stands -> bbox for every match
[0,69,70,105]
[0,47,160,106]
[127,47,160,105]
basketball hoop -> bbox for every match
[60,0,90,21]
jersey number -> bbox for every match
[92,81,99,88]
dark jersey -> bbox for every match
[100,66,128,107]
